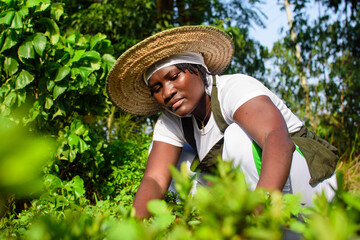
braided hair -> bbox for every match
[174,63,209,88]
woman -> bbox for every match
[106,25,338,218]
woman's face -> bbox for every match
[148,65,205,117]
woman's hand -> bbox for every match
[133,141,181,218]
[233,95,295,192]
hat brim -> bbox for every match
[106,25,234,116]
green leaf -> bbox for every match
[0,32,5,48]
[71,49,86,63]
[37,17,60,45]
[47,80,55,91]
[55,66,70,82]
[68,134,79,146]
[71,176,85,198]
[2,0,14,7]
[17,7,29,18]
[53,82,67,99]
[79,139,89,153]
[81,51,101,61]
[35,1,51,13]
[43,174,62,190]
[342,192,360,211]
[147,200,171,216]
[4,91,17,106]
[72,121,86,136]
[26,0,42,8]
[18,40,35,60]
[52,108,65,119]
[66,33,76,45]
[0,11,15,25]
[45,97,53,109]
[17,90,26,105]
[51,3,64,21]
[4,57,19,76]
[16,70,34,89]
[32,33,47,56]
[78,67,93,80]
[81,51,101,70]
[0,30,18,53]
[90,33,106,49]
[10,11,23,29]
[102,54,116,72]
[69,149,76,162]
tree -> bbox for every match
[270,0,360,158]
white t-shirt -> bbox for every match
[153,74,303,161]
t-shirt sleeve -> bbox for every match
[220,75,270,120]
[152,112,185,147]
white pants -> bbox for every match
[167,123,337,206]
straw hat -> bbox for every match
[106,25,234,115]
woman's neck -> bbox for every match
[193,93,211,129]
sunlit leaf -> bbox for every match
[81,51,101,70]
[47,80,55,91]
[69,149,76,162]
[147,200,171,216]
[17,7,29,18]
[10,11,23,29]
[71,49,86,63]
[90,33,106,49]
[34,1,51,13]
[55,66,70,82]
[71,120,86,135]
[342,192,360,211]
[51,2,64,21]
[26,0,40,8]
[32,33,47,56]
[4,91,17,107]
[79,139,89,153]
[53,82,67,99]
[18,40,35,60]
[17,89,26,105]
[45,96,53,109]
[0,11,15,25]
[16,70,34,89]
[37,17,60,45]
[43,174,62,190]
[0,30,18,53]
[102,54,116,72]
[4,57,19,76]
[71,176,85,198]
[0,32,5,49]
[78,67,93,82]
[68,134,79,146]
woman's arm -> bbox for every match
[233,95,295,191]
[133,140,182,218]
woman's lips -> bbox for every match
[170,98,184,111]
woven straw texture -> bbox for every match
[106,25,234,116]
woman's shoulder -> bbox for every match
[157,110,182,125]
[215,74,270,98]
[217,74,265,87]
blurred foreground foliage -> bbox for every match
[1,155,360,240]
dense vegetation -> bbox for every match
[0,0,359,239]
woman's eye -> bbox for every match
[151,86,160,94]
[170,73,179,80]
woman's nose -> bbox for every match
[163,82,176,103]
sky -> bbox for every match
[249,1,323,49]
